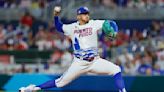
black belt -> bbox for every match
[76,57,95,62]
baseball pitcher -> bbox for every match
[19,6,126,92]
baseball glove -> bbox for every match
[102,20,118,39]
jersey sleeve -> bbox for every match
[62,24,74,36]
[94,20,105,30]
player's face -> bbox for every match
[77,13,90,24]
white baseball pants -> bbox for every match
[55,56,121,87]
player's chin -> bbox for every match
[85,19,89,23]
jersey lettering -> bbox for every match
[74,28,92,37]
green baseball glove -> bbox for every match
[102,20,117,39]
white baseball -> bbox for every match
[54,6,61,12]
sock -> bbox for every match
[36,80,57,89]
[113,72,126,92]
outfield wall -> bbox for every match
[0,74,164,92]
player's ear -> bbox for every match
[77,15,80,20]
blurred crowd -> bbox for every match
[0,0,164,76]
[0,0,164,9]
[100,0,164,9]
[0,0,54,19]
[0,12,163,76]
[99,20,164,76]
[0,10,71,51]
[0,0,52,8]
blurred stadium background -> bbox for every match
[0,0,164,92]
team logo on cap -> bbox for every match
[78,11,81,14]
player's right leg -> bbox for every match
[19,58,90,92]
[88,58,126,92]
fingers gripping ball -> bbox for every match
[102,20,118,39]
[54,6,61,12]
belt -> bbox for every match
[76,56,98,62]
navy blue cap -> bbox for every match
[77,7,89,15]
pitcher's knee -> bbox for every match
[56,81,67,88]
[55,78,69,88]
[112,65,121,75]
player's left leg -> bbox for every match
[19,58,91,92]
[88,58,126,92]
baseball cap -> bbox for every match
[77,7,89,15]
